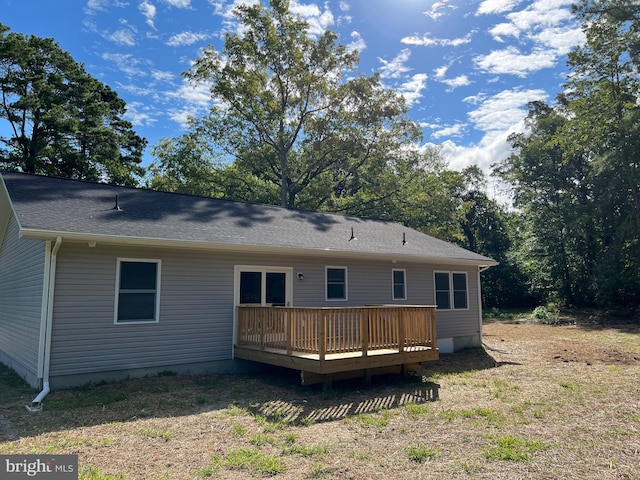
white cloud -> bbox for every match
[291,1,335,35]
[474,46,558,77]
[442,75,471,90]
[108,28,136,46]
[401,33,472,47]
[163,0,191,7]
[476,0,523,15]
[489,22,521,41]
[467,88,547,133]
[434,131,517,182]
[533,26,585,54]
[346,31,366,53]
[398,73,428,107]
[102,53,147,77]
[124,101,157,127]
[433,65,471,90]
[151,70,175,83]
[426,88,548,181]
[165,80,212,127]
[378,49,412,79]
[211,0,259,19]
[506,0,573,32]
[139,1,157,29]
[424,1,456,20]
[117,83,154,97]
[85,0,128,14]
[485,1,583,55]
[166,31,210,46]
[430,123,467,139]
[85,0,108,14]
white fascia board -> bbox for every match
[19,228,499,267]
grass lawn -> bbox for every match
[1,314,639,479]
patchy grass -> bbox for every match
[482,435,552,462]
[1,320,639,479]
[407,443,440,463]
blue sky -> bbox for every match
[1,0,584,189]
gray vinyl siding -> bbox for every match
[49,244,236,377]
[427,264,480,341]
[49,245,483,378]
[287,258,480,341]
[0,214,46,382]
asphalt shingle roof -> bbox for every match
[1,172,496,265]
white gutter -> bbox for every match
[18,229,499,268]
[26,236,62,413]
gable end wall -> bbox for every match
[0,214,46,387]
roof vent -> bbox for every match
[402,232,407,245]
[349,227,356,241]
[113,195,122,211]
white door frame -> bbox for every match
[232,265,293,357]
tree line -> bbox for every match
[1,0,638,312]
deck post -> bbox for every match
[259,308,265,351]
[430,308,437,349]
[398,307,405,353]
[318,310,326,362]
[361,308,369,357]
[286,310,293,355]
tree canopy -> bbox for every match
[0,23,146,185]
[496,0,640,308]
[151,0,431,211]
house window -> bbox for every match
[115,259,161,324]
[238,269,289,306]
[326,267,347,301]
[392,269,406,300]
[434,271,468,310]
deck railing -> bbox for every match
[236,305,437,360]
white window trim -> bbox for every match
[392,268,407,301]
[325,266,348,301]
[434,270,469,311]
[114,258,161,325]
[233,265,293,307]
[452,271,469,310]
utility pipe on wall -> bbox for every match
[26,236,62,413]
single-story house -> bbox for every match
[0,171,497,398]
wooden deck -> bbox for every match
[234,305,439,385]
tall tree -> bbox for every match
[497,102,596,305]
[0,24,146,185]
[497,1,640,308]
[147,129,279,204]
[567,1,640,305]
[182,0,428,209]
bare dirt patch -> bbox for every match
[484,321,640,366]
[1,320,639,479]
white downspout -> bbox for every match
[26,236,62,412]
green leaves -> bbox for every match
[0,23,146,185]
[181,0,423,209]
[496,1,640,308]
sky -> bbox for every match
[1,0,585,194]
